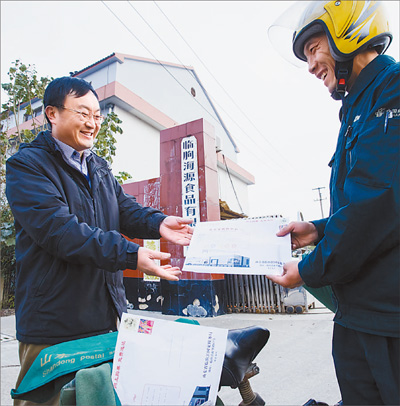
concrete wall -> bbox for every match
[80,61,118,89]
[116,58,237,161]
[110,105,161,182]
[1,55,253,217]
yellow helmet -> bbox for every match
[293,0,392,62]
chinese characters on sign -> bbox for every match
[181,136,200,229]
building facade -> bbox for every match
[70,52,254,216]
[2,52,256,316]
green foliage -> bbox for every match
[93,112,132,185]
[1,60,52,143]
[115,171,133,185]
[1,221,15,247]
[92,111,123,164]
[1,60,50,308]
[1,60,51,255]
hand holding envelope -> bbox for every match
[183,217,292,276]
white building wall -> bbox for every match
[116,59,237,161]
[2,57,252,217]
[110,105,160,182]
[81,62,118,89]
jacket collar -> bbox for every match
[21,131,108,170]
[345,55,396,106]
[19,130,58,154]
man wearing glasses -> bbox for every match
[6,76,193,405]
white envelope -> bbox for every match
[183,217,292,275]
[112,313,228,405]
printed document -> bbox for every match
[112,313,228,405]
[183,217,292,276]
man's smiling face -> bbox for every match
[47,91,101,154]
[304,33,337,95]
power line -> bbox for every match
[153,0,294,170]
[127,1,197,82]
[103,0,285,176]
[190,73,287,175]
[313,187,327,218]
[223,154,244,214]
[101,1,287,178]
[127,0,286,174]
[101,0,222,130]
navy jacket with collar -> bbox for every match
[298,55,400,337]
[6,131,167,344]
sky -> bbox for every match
[1,1,399,221]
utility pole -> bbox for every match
[313,187,327,218]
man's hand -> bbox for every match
[159,216,193,246]
[277,221,318,250]
[137,247,182,281]
[267,260,304,289]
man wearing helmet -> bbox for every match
[268,1,399,404]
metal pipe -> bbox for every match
[260,276,268,313]
[268,279,276,313]
[244,274,251,313]
[233,274,240,312]
[254,275,260,312]
[238,274,245,312]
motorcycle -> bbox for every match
[217,326,332,406]
[11,324,333,406]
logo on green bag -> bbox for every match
[43,357,76,377]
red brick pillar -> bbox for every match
[160,119,225,317]
[122,178,163,312]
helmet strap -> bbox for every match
[332,60,353,100]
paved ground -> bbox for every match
[1,305,341,406]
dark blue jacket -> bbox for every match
[6,131,167,344]
[299,55,400,337]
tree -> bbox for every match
[92,111,132,184]
[0,60,131,308]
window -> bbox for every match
[33,107,42,117]
[23,113,32,122]
[23,107,43,122]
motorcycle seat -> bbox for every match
[220,325,270,388]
